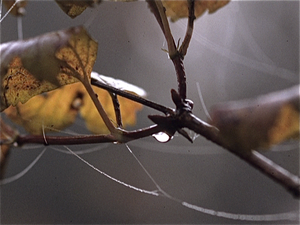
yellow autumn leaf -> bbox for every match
[4,75,145,135]
[3,83,82,135]
[162,0,230,22]
[0,26,98,112]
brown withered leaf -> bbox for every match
[3,0,27,16]
[162,0,230,22]
[0,26,98,112]
[4,74,145,135]
[55,0,101,18]
[210,85,300,153]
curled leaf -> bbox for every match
[4,73,145,135]
[0,26,98,111]
[162,0,230,22]
[55,0,101,18]
[210,85,300,152]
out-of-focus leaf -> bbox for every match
[210,85,300,153]
[4,73,145,135]
[162,0,230,22]
[55,0,101,18]
[3,0,27,16]
[0,26,98,112]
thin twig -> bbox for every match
[179,0,195,57]
[14,124,164,146]
[91,78,174,115]
[109,92,123,128]
[15,134,118,146]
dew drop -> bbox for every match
[152,132,173,143]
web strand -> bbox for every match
[0,0,19,23]
[125,144,179,201]
[66,143,299,222]
[182,202,299,221]
[196,82,212,121]
[0,147,46,185]
[64,145,159,197]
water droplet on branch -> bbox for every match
[152,132,173,143]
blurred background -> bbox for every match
[1,1,299,224]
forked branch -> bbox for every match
[146,0,300,198]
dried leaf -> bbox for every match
[4,73,145,135]
[0,26,98,111]
[55,0,101,18]
[3,0,27,16]
[210,85,300,152]
[3,83,83,135]
[162,0,230,22]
